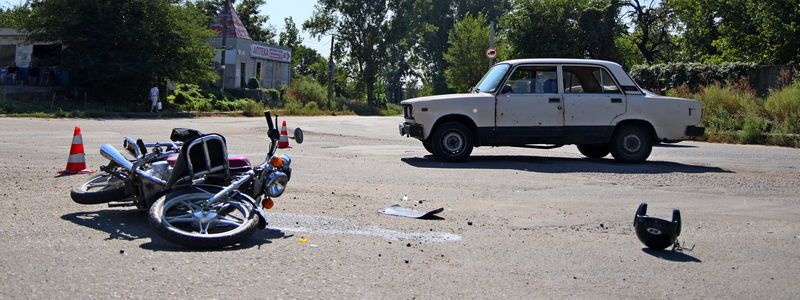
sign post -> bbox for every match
[485,47,498,63]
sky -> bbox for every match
[1,0,333,57]
[262,0,332,57]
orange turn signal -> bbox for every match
[270,156,285,168]
[262,197,275,210]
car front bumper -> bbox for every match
[399,122,424,139]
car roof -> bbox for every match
[499,58,624,69]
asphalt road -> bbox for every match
[0,116,798,299]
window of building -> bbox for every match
[0,45,16,66]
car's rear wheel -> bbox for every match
[577,144,610,159]
[431,122,473,162]
[610,125,653,163]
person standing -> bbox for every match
[149,83,160,112]
[7,63,19,85]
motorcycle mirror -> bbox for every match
[293,128,304,144]
[264,111,274,130]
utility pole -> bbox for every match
[219,0,230,94]
[489,20,495,67]
[328,35,335,109]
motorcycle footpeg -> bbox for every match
[108,201,137,208]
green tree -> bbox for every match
[292,45,328,84]
[25,0,216,102]
[383,0,420,103]
[279,17,302,49]
[413,0,510,95]
[669,0,721,62]
[235,0,276,43]
[502,0,622,61]
[0,3,31,28]
[580,1,622,61]
[713,0,800,64]
[502,0,584,58]
[444,13,494,93]
[625,0,676,64]
[670,0,800,64]
[305,0,391,106]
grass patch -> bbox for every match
[687,82,799,147]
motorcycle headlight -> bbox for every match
[264,171,289,197]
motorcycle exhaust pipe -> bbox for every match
[100,144,166,186]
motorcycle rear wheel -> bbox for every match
[148,186,260,249]
[70,173,128,205]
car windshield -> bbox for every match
[473,64,510,93]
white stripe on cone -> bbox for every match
[67,153,86,163]
[71,135,83,145]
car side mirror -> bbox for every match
[500,84,513,94]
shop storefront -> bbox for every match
[209,4,291,90]
[0,28,66,86]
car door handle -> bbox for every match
[549,98,561,103]
[611,98,622,103]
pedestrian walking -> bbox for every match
[149,83,160,112]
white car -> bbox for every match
[399,58,704,163]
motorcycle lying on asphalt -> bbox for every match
[70,129,196,207]
[71,111,299,248]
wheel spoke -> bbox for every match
[215,215,244,227]
[198,220,211,234]
[179,200,202,210]
[164,214,195,224]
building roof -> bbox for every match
[209,3,251,40]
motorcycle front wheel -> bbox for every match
[148,186,260,249]
[70,173,128,205]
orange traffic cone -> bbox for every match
[59,126,95,175]
[278,121,291,149]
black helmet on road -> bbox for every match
[633,203,681,250]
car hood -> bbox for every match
[401,93,492,105]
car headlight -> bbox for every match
[264,171,289,197]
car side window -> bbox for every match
[505,66,558,94]
[595,68,621,94]
[562,66,620,94]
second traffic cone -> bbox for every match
[59,126,95,175]
[278,121,291,149]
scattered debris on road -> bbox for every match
[378,204,444,219]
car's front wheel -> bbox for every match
[431,122,473,162]
[610,125,653,163]
[577,144,610,159]
[422,141,434,154]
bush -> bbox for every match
[167,84,218,111]
[283,100,304,115]
[695,85,763,132]
[764,83,800,133]
[286,77,327,107]
[241,99,267,117]
[247,77,261,89]
[630,62,757,93]
[265,88,280,102]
